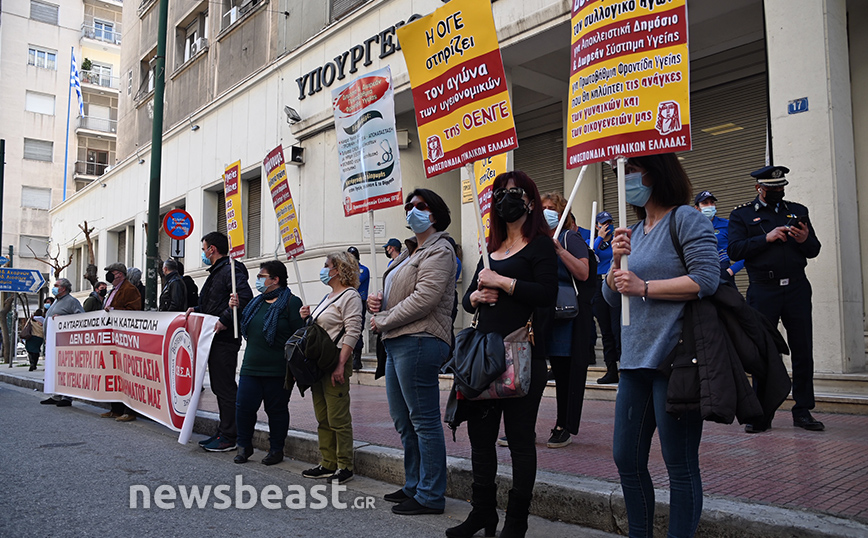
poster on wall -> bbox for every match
[331,66,403,217]
[223,160,246,258]
[397,0,518,178]
[566,0,691,167]
[45,311,218,433]
[263,146,305,258]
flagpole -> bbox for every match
[62,46,74,202]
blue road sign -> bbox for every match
[0,256,8,265]
[0,268,46,293]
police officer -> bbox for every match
[728,166,823,432]
[592,211,620,384]
[694,190,744,284]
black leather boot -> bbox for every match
[498,490,531,538]
[445,483,498,538]
[597,363,619,384]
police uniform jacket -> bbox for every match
[726,197,821,282]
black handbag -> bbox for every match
[554,278,578,319]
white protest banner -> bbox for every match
[45,311,218,434]
[332,66,403,217]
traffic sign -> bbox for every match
[170,238,185,258]
[162,209,195,240]
[0,268,46,293]
[0,256,8,266]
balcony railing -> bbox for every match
[80,70,120,90]
[77,116,117,134]
[74,161,110,177]
[81,24,122,45]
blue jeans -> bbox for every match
[235,375,290,452]
[384,335,449,510]
[613,369,703,538]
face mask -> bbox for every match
[384,249,392,260]
[625,172,652,207]
[44,303,51,310]
[105,272,115,284]
[700,206,717,219]
[201,250,212,266]
[494,195,528,223]
[543,209,560,230]
[98,288,107,297]
[406,207,433,234]
[764,190,784,205]
[319,268,333,285]
[51,287,60,297]
[255,277,268,293]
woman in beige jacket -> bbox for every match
[368,188,457,516]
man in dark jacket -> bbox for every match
[159,258,187,312]
[187,231,252,452]
[83,281,107,312]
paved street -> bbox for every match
[0,382,618,537]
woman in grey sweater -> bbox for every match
[603,153,719,538]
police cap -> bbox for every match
[750,165,790,187]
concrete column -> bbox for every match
[848,0,868,332]
[765,0,865,372]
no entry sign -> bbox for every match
[162,209,195,240]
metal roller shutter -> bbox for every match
[246,176,261,258]
[601,74,768,294]
[117,230,126,265]
[514,130,564,197]
[217,191,227,234]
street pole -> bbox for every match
[144,0,169,311]
[1,139,5,244]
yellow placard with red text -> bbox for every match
[567,0,691,167]
[263,146,305,258]
[474,153,507,246]
[223,161,245,258]
[397,0,517,178]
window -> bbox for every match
[25,91,55,115]
[184,21,199,63]
[94,20,115,43]
[28,46,57,70]
[245,175,261,258]
[83,62,113,87]
[19,236,50,258]
[23,138,53,162]
[178,9,209,67]
[128,70,133,95]
[222,0,258,30]
[331,0,366,22]
[21,187,52,209]
[30,0,58,25]
[86,150,109,175]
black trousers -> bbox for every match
[209,340,241,441]
[747,276,814,415]
[592,277,620,368]
[465,359,547,499]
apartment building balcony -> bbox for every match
[81,23,122,46]
[76,116,118,137]
[73,160,110,179]
[80,70,120,91]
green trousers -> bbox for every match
[311,374,354,471]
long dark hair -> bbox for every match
[488,170,549,252]
[628,153,692,220]
[406,188,451,231]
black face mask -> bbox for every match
[384,249,392,260]
[106,272,115,284]
[98,288,107,297]
[494,196,528,223]
[764,190,784,205]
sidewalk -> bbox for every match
[5,361,867,536]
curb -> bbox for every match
[4,371,866,537]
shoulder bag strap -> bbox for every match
[669,205,688,271]
[560,230,579,295]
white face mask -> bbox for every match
[700,206,717,219]
[543,209,560,230]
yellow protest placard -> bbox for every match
[566,0,691,167]
[474,153,507,246]
[263,146,305,258]
[223,161,245,258]
[397,0,518,178]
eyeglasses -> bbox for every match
[256,273,271,279]
[493,187,525,202]
[404,201,429,212]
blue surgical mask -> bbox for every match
[625,172,652,207]
[319,268,333,285]
[543,209,560,230]
[44,303,51,310]
[255,277,268,293]
[406,207,433,234]
[51,286,60,297]
[701,206,717,220]
[201,250,212,266]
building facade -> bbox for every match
[0,0,122,297]
[47,0,868,378]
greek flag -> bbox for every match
[70,50,84,116]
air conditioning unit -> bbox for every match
[223,7,238,26]
[190,37,207,56]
